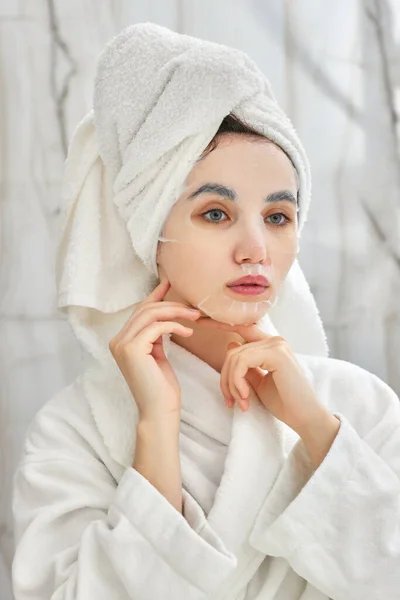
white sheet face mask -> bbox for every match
[156,137,300,326]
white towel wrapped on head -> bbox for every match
[55,21,329,366]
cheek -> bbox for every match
[158,240,223,292]
[272,245,297,280]
[161,241,217,273]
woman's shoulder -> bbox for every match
[295,353,400,436]
[18,377,118,475]
[296,352,384,385]
[296,352,395,392]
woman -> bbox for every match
[12,23,400,600]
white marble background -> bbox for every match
[1,1,400,597]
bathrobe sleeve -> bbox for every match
[249,365,400,600]
[11,404,237,600]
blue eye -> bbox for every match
[201,208,292,227]
[202,209,227,223]
[267,213,290,226]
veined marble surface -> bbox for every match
[1,1,400,598]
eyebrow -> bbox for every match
[186,182,298,206]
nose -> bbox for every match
[234,218,269,264]
[236,245,267,264]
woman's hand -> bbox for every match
[197,319,329,434]
[109,278,201,423]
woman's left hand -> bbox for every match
[197,320,329,434]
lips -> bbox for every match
[227,275,270,287]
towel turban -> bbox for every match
[55,22,329,368]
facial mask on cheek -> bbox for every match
[158,196,299,326]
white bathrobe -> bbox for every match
[11,340,400,600]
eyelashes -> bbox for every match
[200,207,293,227]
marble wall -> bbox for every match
[1,1,400,597]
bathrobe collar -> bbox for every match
[80,338,314,555]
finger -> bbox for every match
[225,348,247,409]
[221,342,242,404]
[114,279,173,335]
[223,342,241,407]
[232,354,251,404]
[233,355,251,400]
[225,342,263,410]
[151,335,168,362]
[132,321,194,355]
[135,301,201,320]
[232,325,278,344]
[132,300,201,324]
[226,352,240,407]
[233,345,278,410]
[229,353,250,409]
[144,278,171,304]
[220,349,233,404]
[196,319,275,344]
[245,366,265,391]
[224,342,255,410]
[153,300,201,310]
[115,305,201,343]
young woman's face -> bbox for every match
[157,134,299,324]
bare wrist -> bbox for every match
[137,415,180,438]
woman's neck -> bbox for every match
[160,288,244,373]
[170,318,244,373]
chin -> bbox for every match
[211,312,268,327]
[194,294,270,325]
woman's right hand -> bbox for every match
[108,278,201,423]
